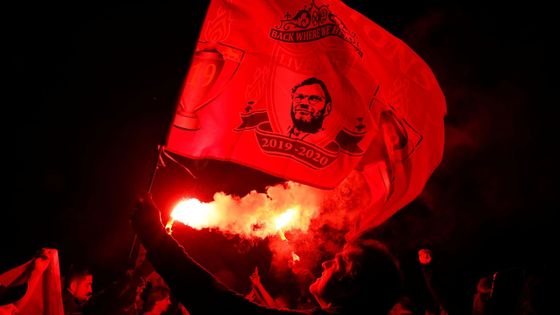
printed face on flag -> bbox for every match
[292,84,328,127]
[289,78,332,137]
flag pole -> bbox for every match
[128,144,165,266]
[127,86,184,267]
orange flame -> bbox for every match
[168,182,323,239]
[275,208,297,230]
[170,198,216,229]
[275,208,297,241]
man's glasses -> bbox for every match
[292,93,324,105]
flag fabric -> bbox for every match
[165,0,445,225]
[0,249,64,315]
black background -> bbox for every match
[3,1,554,312]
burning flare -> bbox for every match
[275,208,297,240]
[171,198,217,229]
[168,182,323,239]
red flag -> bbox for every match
[166,1,445,203]
[349,83,446,236]
[0,249,64,315]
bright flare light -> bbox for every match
[275,208,297,231]
[275,208,297,241]
[171,198,215,229]
[166,183,322,240]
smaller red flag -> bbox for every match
[0,249,64,315]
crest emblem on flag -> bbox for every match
[174,41,245,130]
[235,76,370,169]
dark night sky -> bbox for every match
[3,1,555,312]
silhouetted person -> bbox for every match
[472,268,525,315]
[84,253,154,315]
[417,248,448,315]
[472,275,492,315]
[62,266,93,315]
[131,192,402,315]
[141,286,171,315]
[388,296,413,314]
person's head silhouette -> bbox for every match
[309,238,402,314]
[142,286,171,315]
[64,265,93,304]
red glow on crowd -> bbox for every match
[165,171,374,287]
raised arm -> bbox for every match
[130,193,306,315]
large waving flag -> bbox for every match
[166,0,445,228]
[0,249,64,315]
